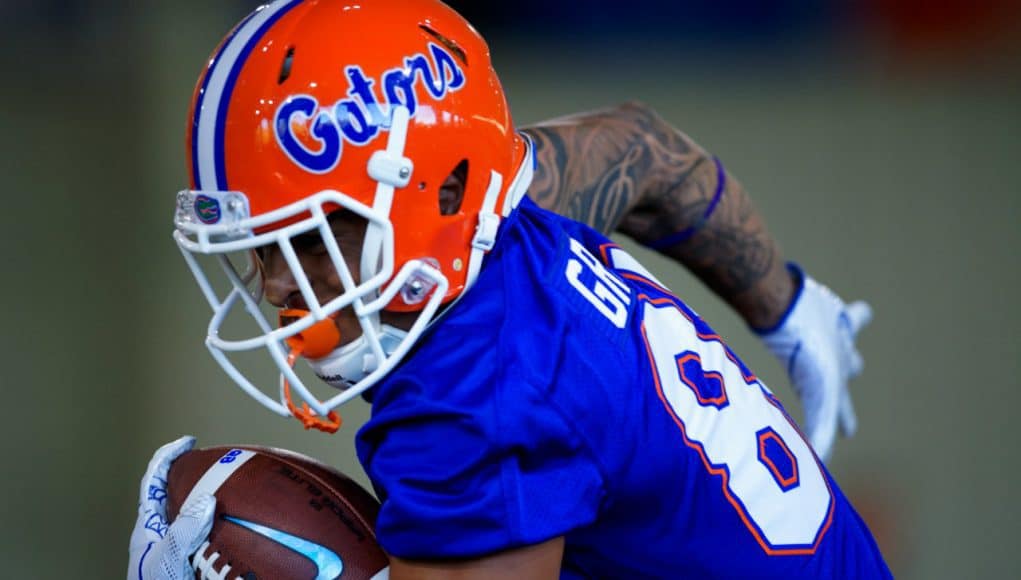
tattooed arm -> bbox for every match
[522,101,794,329]
[522,102,874,459]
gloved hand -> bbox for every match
[127,436,215,580]
[757,264,872,462]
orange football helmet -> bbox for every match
[173,0,533,430]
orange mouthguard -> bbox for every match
[278,308,342,359]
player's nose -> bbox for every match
[260,246,299,309]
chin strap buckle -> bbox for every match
[472,212,500,252]
[281,348,342,434]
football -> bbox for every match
[166,445,389,580]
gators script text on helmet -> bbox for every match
[173,0,533,431]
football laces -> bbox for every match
[191,541,239,580]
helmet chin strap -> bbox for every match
[464,131,535,295]
[362,106,413,293]
[279,308,408,389]
[304,323,408,389]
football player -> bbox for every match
[129,0,889,577]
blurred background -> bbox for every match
[1,0,1018,577]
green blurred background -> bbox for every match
[1,1,1018,577]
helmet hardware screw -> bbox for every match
[408,279,425,298]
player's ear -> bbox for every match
[438,159,468,216]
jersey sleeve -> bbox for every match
[356,369,606,559]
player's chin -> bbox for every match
[333,314,365,347]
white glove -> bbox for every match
[758,265,872,462]
[128,436,215,580]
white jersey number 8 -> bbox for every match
[641,300,833,555]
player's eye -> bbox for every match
[291,232,329,256]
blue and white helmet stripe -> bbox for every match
[191,0,303,191]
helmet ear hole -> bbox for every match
[438,159,468,216]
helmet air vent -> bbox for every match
[278,45,295,84]
[418,24,467,66]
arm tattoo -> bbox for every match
[523,102,688,234]
[522,102,794,327]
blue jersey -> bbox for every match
[356,197,891,578]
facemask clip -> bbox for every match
[400,258,441,305]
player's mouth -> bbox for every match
[283,292,309,311]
